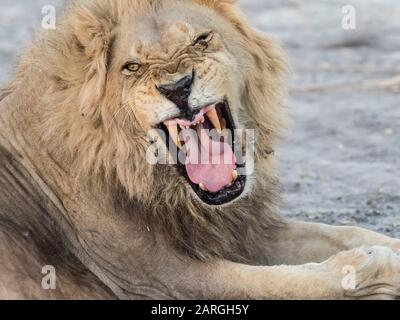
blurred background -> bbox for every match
[0,0,399,236]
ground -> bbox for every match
[0,0,399,237]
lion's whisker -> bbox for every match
[121,105,135,129]
[107,105,129,131]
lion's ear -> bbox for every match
[72,3,115,49]
[71,3,116,119]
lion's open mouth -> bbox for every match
[160,101,246,206]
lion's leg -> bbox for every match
[269,220,400,265]
[153,246,400,299]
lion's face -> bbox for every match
[107,3,252,205]
[50,0,286,209]
[117,18,239,132]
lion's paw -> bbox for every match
[325,246,400,299]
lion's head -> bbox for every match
[24,0,287,260]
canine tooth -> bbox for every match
[221,117,227,130]
[166,123,181,148]
[232,170,238,181]
[199,183,208,192]
[206,108,222,133]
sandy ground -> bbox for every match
[0,0,399,237]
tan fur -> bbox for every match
[2,0,287,262]
[1,0,400,300]
[11,0,286,198]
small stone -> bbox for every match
[384,128,393,135]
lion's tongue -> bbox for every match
[185,125,236,193]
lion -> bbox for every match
[0,0,399,300]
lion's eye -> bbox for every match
[193,31,214,49]
[122,62,141,75]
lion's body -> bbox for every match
[0,65,281,298]
[1,0,400,300]
[0,72,114,299]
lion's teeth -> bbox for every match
[206,108,222,133]
[221,117,227,130]
[166,123,181,148]
[232,170,238,181]
[199,183,208,192]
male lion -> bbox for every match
[0,0,399,300]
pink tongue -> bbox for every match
[184,125,236,193]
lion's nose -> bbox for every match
[157,72,194,116]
